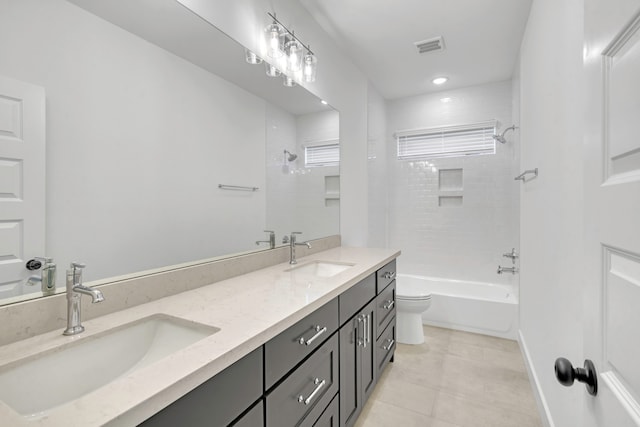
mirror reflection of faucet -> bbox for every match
[256,230,276,249]
[25,257,57,296]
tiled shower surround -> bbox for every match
[373,80,519,286]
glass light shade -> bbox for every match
[284,38,303,72]
[283,75,297,87]
[265,62,281,77]
[244,49,262,65]
[303,52,317,82]
[264,23,284,58]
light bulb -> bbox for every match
[303,52,317,82]
[284,37,303,72]
[264,23,284,58]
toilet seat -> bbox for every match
[396,281,432,300]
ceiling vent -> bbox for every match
[414,36,445,54]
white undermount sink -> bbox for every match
[0,314,219,419]
[286,261,355,278]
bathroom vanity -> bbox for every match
[0,247,398,427]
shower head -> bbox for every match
[284,149,298,162]
[492,125,518,144]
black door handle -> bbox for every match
[554,357,598,396]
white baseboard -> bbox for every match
[518,329,555,427]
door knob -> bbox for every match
[554,357,598,396]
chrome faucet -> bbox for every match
[289,232,311,265]
[63,262,104,336]
[256,230,276,249]
[497,265,519,275]
[26,257,57,296]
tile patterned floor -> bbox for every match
[354,326,543,427]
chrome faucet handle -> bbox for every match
[264,230,275,235]
[70,262,86,270]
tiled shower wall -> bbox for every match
[383,80,520,286]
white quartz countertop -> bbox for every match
[0,246,399,426]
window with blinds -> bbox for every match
[396,121,496,160]
[305,141,340,167]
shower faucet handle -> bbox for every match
[502,248,519,264]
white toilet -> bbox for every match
[396,279,432,345]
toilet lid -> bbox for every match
[396,280,432,300]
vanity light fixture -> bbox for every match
[432,76,448,85]
[255,13,317,86]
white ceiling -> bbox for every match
[301,0,533,100]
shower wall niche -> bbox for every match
[384,81,519,285]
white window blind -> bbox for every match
[305,141,340,167]
[396,121,496,160]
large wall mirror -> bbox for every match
[0,0,339,305]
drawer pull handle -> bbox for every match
[383,300,395,310]
[298,325,327,346]
[383,338,395,351]
[383,271,396,280]
[298,378,326,405]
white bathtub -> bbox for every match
[397,274,519,340]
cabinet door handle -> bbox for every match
[363,314,370,348]
[383,271,395,280]
[357,315,365,346]
[298,378,326,405]
[298,325,327,346]
[383,338,395,351]
[383,300,395,310]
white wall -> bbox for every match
[178,0,371,247]
[385,81,519,285]
[517,0,585,425]
[0,0,267,282]
[367,83,389,249]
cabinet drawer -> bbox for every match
[375,318,396,378]
[376,259,396,293]
[339,274,376,325]
[266,334,339,427]
[375,280,396,339]
[140,346,263,427]
[265,298,339,390]
[305,393,339,427]
[231,400,263,427]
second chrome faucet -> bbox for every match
[289,232,311,265]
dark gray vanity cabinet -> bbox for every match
[264,299,339,390]
[339,298,377,427]
[139,347,263,427]
[140,258,398,427]
[265,334,339,426]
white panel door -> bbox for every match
[0,75,45,299]
[583,0,640,425]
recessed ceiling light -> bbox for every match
[440,97,452,103]
[320,100,328,105]
[432,77,448,85]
